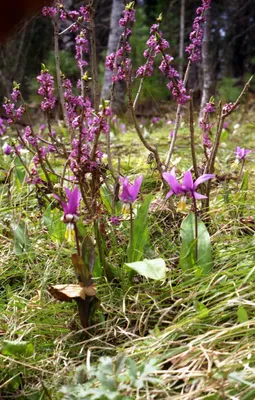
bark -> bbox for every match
[179,0,185,79]
[199,7,212,121]
[101,0,125,115]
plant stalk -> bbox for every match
[193,197,198,263]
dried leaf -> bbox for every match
[81,235,95,274]
[71,254,91,285]
[49,284,96,302]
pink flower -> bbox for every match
[2,143,13,155]
[185,0,211,63]
[163,169,214,200]
[53,187,81,223]
[120,176,143,203]
[235,147,251,161]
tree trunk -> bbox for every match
[199,7,212,121]
[179,0,185,79]
[101,0,125,115]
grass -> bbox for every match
[0,106,255,399]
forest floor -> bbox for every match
[1,105,255,399]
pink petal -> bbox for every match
[194,174,215,189]
[182,171,193,190]
[193,192,207,199]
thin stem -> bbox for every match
[74,223,81,256]
[106,128,118,185]
[129,203,133,261]
[236,159,245,193]
[79,183,92,214]
[133,48,153,110]
[205,102,224,175]
[189,90,198,179]
[165,60,192,169]
[53,17,69,130]
[193,197,198,263]
[89,2,100,111]
[127,75,164,182]
[94,220,113,281]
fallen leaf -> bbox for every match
[49,284,96,302]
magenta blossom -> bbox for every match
[53,187,81,223]
[53,187,81,242]
[120,176,143,204]
[235,147,251,161]
[2,143,13,155]
[163,170,214,210]
[109,216,120,226]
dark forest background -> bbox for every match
[0,0,254,112]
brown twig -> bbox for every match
[189,90,198,179]
[127,74,163,181]
[53,17,69,130]
[89,2,100,112]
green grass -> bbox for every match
[1,105,255,399]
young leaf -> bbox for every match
[2,340,34,357]
[237,305,249,323]
[125,258,166,280]
[81,235,95,274]
[179,213,212,275]
[42,208,65,242]
[127,194,152,262]
[100,184,112,214]
[11,221,31,255]
[14,157,26,186]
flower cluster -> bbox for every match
[68,102,112,174]
[37,68,56,111]
[136,25,169,79]
[75,30,89,71]
[119,6,135,27]
[26,167,43,185]
[186,0,211,62]
[22,126,38,147]
[0,118,6,136]
[200,101,215,151]
[3,98,25,124]
[105,4,135,83]
[223,102,234,114]
[11,87,21,102]
[42,3,90,29]
[137,24,189,105]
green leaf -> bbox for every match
[127,194,152,262]
[11,221,31,255]
[125,258,166,280]
[237,170,249,213]
[194,300,209,319]
[220,129,228,142]
[100,184,122,215]
[179,213,212,275]
[100,184,112,213]
[81,235,95,274]
[241,170,249,192]
[2,340,34,357]
[42,208,65,242]
[14,157,26,187]
[237,305,249,323]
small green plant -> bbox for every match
[60,354,161,400]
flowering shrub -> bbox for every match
[1,0,252,328]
